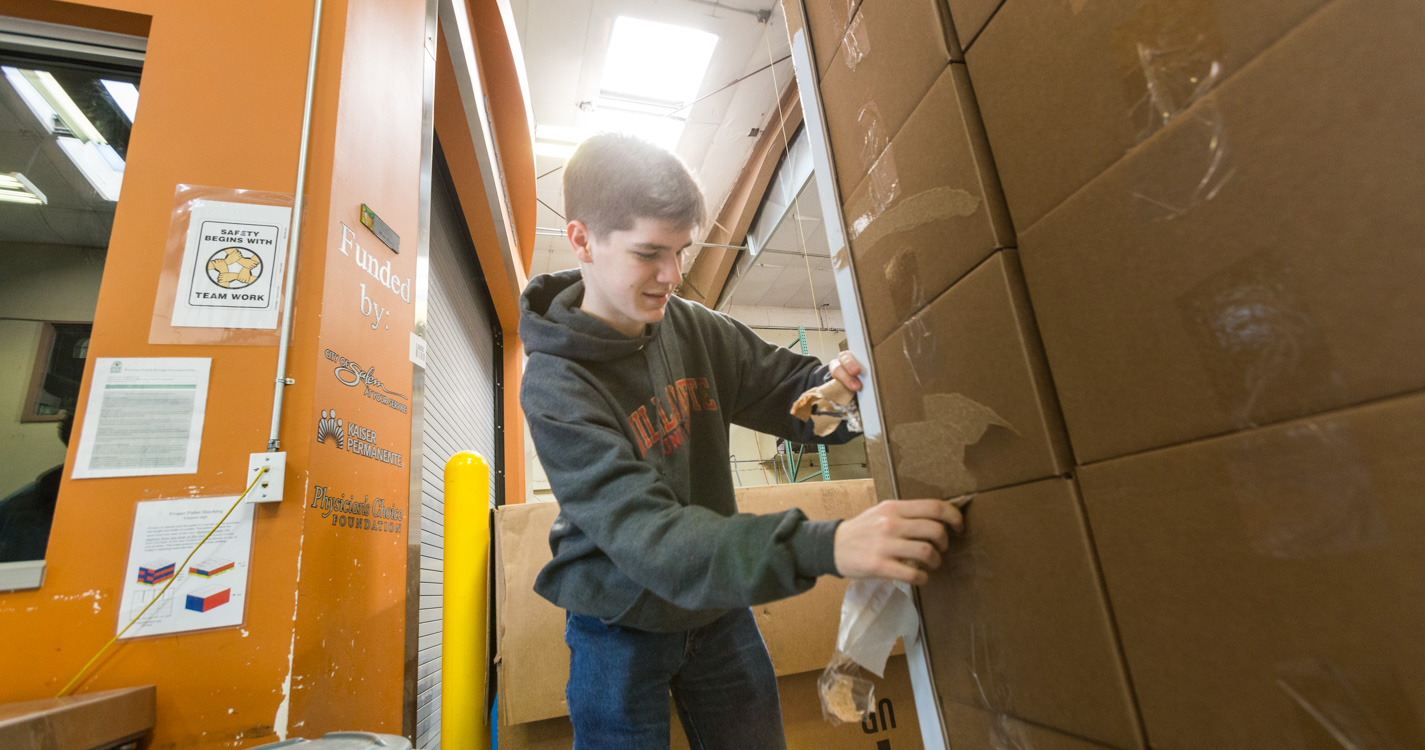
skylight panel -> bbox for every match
[600,17,717,107]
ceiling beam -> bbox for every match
[724,304,844,331]
[679,78,802,308]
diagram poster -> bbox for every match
[71,358,209,479]
[170,199,291,329]
[117,496,254,638]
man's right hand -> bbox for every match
[833,499,966,585]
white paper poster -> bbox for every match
[171,200,291,329]
[72,357,209,479]
[117,495,254,638]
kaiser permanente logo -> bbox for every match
[316,408,403,467]
[325,348,409,414]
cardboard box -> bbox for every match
[781,0,862,78]
[1076,391,1425,749]
[818,0,952,199]
[941,701,1120,750]
[499,654,924,750]
[1015,0,1425,463]
[967,0,1329,230]
[942,0,1003,51]
[0,686,156,750]
[873,251,1070,500]
[844,63,1014,346]
[494,500,569,726]
[919,478,1144,749]
[495,481,884,727]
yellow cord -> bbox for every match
[55,467,268,698]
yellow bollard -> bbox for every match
[442,451,491,750]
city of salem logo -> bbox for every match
[323,348,409,414]
[314,407,403,467]
[316,409,344,448]
[205,246,264,289]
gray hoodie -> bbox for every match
[519,269,854,632]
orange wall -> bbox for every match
[0,0,433,745]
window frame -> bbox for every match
[20,319,91,423]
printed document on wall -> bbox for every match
[117,495,254,638]
[72,358,210,479]
[171,200,291,329]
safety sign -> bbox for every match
[170,200,292,329]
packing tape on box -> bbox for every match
[842,12,870,70]
[869,185,982,321]
[1224,419,1386,561]
[1112,0,1225,142]
[850,144,991,245]
[891,393,1016,499]
[1131,104,1235,220]
[885,250,928,324]
[1179,247,1340,431]
[900,315,936,389]
[853,178,982,248]
[857,101,888,172]
[1275,660,1404,748]
[965,613,1023,729]
[988,712,1039,749]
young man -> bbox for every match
[519,134,963,749]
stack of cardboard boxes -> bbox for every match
[494,480,927,749]
[790,0,1425,747]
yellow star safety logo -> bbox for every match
[205,246,263,289]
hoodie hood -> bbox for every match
[520,269,653,362]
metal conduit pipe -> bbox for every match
[267,0,324,451]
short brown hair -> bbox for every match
[563,134,707,238]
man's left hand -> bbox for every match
[828,351,863,393]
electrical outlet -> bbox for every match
[247,452,286,503]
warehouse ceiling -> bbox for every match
[0,59,134,249]
[721,177,837,311]
[507,0,805,294]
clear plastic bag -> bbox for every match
[818,650,876,724]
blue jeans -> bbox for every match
[564,608,787,750]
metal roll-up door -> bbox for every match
[415,152,502,748]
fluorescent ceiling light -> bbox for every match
[586,17,718,152]
[57,137,123,201]
[101,79,139,122]
[3,66,58,133]
[3,65,106,142]
[25,69,105,143]
[601,17,717,107]
[0,172,47,205]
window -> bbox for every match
[0,15,143,583]
[22,322,93,421]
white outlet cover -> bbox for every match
[246,451,286,503]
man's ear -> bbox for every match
[568,220,595,264]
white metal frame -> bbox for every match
[0,15,146,66]
[787,7,951,748]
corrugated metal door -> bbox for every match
[416,157,500,748]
